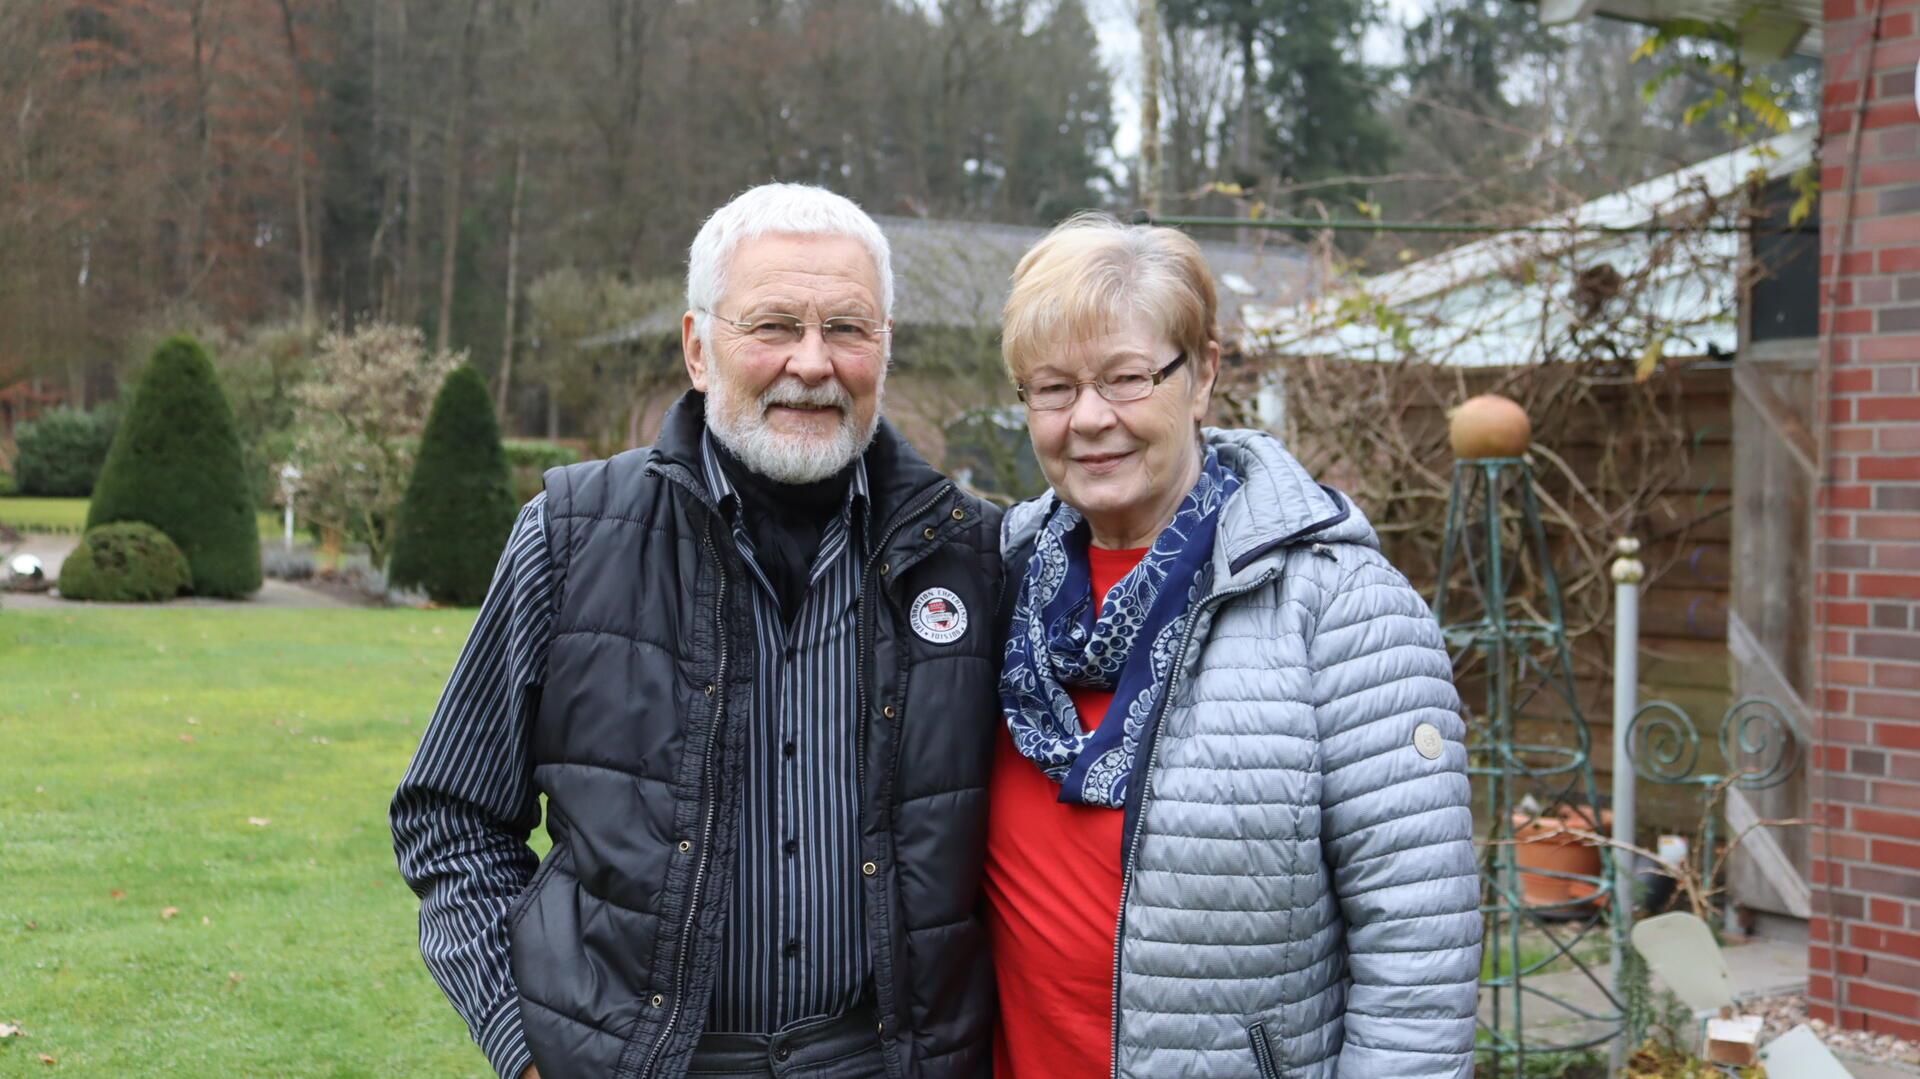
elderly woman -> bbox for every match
[981,215,1482,1079]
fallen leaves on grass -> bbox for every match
[108,890,124,900]
[0,1022,22,1039]
[226,971,244,988]
[38,1053,56,1065]
[246,817,270,827]
[178,734,195,743]
[160,907,179,921]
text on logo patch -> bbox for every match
[909,588,968,644]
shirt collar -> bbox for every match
[700,427,870,529]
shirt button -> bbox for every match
[783,644,797,662]
[784,838,798,856]
[775,1046,792,1063]
[782,740,797,759]
[783,939,799,958]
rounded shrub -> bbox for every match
[388,365,517,606]
[88,334,262,597]
[14,407,119,496]
[58,522,191,602]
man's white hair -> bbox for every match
[686,183,893,342]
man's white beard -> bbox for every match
[706,370,880,484]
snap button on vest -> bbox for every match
[922,526,936,539]
[862,861,878,876]
[950,507,965,521]
[678,840,692,852]
[882,705,896,719]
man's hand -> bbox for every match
[520,1068,540,1079]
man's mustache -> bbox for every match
[760,378,851,413]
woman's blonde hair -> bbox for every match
[1001,213,1217,380]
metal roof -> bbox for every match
[1244,126,1815,367]
[581,214,1314,348]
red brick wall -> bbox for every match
[1811,0,1920,1040]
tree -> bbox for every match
[1160,0,1396,215]
[389,365,516,605]
[88,334,262,598]
[291,323,460,572]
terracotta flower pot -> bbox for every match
[1511,805,1612,912]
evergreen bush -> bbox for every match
[388,365,517,606]
[57,522,192,603]
[88,334,262,597]
[14,407,119,497]
[503,439,581,503]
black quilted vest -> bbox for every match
[508,392,1000,1079]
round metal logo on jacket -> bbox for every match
[909,588,968,644]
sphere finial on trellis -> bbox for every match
[1447,394,1532,459]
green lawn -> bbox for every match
[0,496,283,542]
[0,607,522,1076]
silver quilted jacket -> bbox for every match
[1001,427,1481,1079]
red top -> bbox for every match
[983,544,1150,1079]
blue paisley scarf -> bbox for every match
[1001,450,1240,807]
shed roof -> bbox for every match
[1244,126,1814,367]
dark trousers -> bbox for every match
[688,1003,889,1079]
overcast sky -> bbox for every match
[1089,0,1436,160]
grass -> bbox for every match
[0,607,526,1076]
[0,496,283,543]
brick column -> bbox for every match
[1810,0,1920,1040]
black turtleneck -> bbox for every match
[708,434,858,625]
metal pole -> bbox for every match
[1609,536,1644,1074]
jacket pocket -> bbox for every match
[508,849,564,931]
[1248,1021,1282,1079]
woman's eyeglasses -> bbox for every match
[1016,353,1187,412]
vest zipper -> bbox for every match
[854,481,953,1079]
[638,513,731,1079]
[1108,568,1277,1079]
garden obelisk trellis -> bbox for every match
[1433,454,1629,1076]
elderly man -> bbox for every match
[393,184,1002,1079]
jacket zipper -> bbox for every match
[1108,568,1278,1079]
[854,481,953,1079]
[637,469,732,1079]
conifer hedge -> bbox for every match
[388,365,517,606]
[88,334,262,597]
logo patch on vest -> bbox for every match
[909,588,968,644]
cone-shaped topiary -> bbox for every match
[88,334,262,597]
[388,365,517,605]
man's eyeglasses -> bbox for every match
[703,309,890,353]
[1016,353,1188,412]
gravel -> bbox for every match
[1744,993,1920,1070]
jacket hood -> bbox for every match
[1002,426,1377,585]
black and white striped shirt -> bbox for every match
[392,434,873,1079]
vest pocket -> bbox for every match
[508,849,564,931]
[1247,1020,1282,1079]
